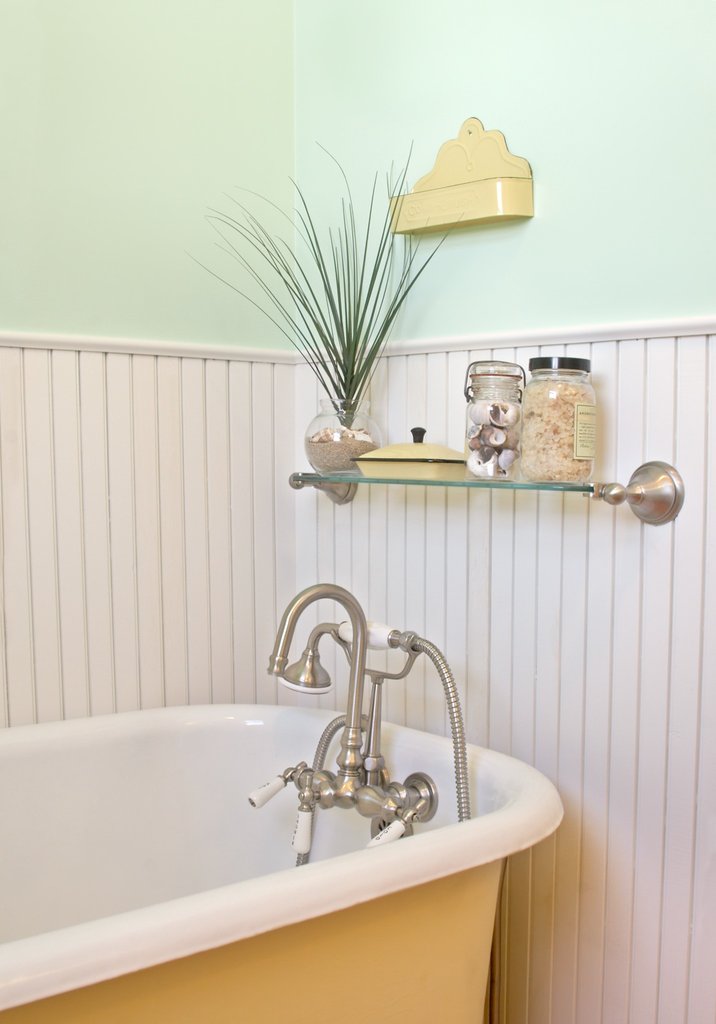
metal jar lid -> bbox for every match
[528,356,591,372]
[464,360,526,400]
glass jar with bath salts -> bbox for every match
[464,360,525,479]
[520,356,596,482]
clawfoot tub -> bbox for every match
[0,704,562,1023]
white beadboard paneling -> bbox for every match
[205,359,234,706]
[272,362,297,629]
[688,338,716,1024]
[0,327,714,1024]
[576,339,619,1024]
[0,348,35,725]
[551,349,591,1024]
[156,357,190,707]
[0,392,6,729]
[0,345,298,721]
[658,338,708,1024]
[105,353,141,711]
[51,351,90,720]
[532,349,566,791]
[180,359,212,705]
[272,361,303,710]
[603,340,645,1023]
[250,362,279,707]
[290,364,320,709]
[487,484,516,754]
[629,338,676,1024]
[23,349,63,723]
[229,360,258,705]
[529,474,563,1021]
[78,351,115,716]
[132,356,165,710]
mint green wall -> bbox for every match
[0,1,293,347]
[295,0,716,340]
[3,2,713,348]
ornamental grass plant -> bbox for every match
[201,152,442,424]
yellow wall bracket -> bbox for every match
[391,117,533,234]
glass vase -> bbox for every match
[305,398,382,474]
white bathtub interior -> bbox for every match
[1,704,522,941]
[0,704,562,1009]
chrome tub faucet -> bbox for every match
[252,583,468,857]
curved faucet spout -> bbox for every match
[268,583,369,778]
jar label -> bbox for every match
[574,404,597,459]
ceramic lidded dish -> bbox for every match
[352,428,466,481]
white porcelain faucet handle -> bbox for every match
[248,776,286,809]
[291,808,314,854]
[366,819,407,848]
[337,620,397,650]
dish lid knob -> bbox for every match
[410,427,427,444]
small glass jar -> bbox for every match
[520,357,596,482]
[463,360,525,479]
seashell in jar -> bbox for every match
[498,448,517,471]
[349,429,375,443]
[468,400,493,426]
[477,445,497,463]
[468,434,483,451]
[489,402,519,428]
[466,423,480,440]
[482,427,507,449]
[467,448,498,477]
[310,426,344,443]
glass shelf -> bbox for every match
[289,461,685,525]
[290,470,594,494]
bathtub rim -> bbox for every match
[0,703,563,1010]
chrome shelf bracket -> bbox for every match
[592,461,685,525]
[289,473,357,506]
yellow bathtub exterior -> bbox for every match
[2,862,502,1024]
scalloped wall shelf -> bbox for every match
[391,117,534,234]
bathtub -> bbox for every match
[0,704,562,1023]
